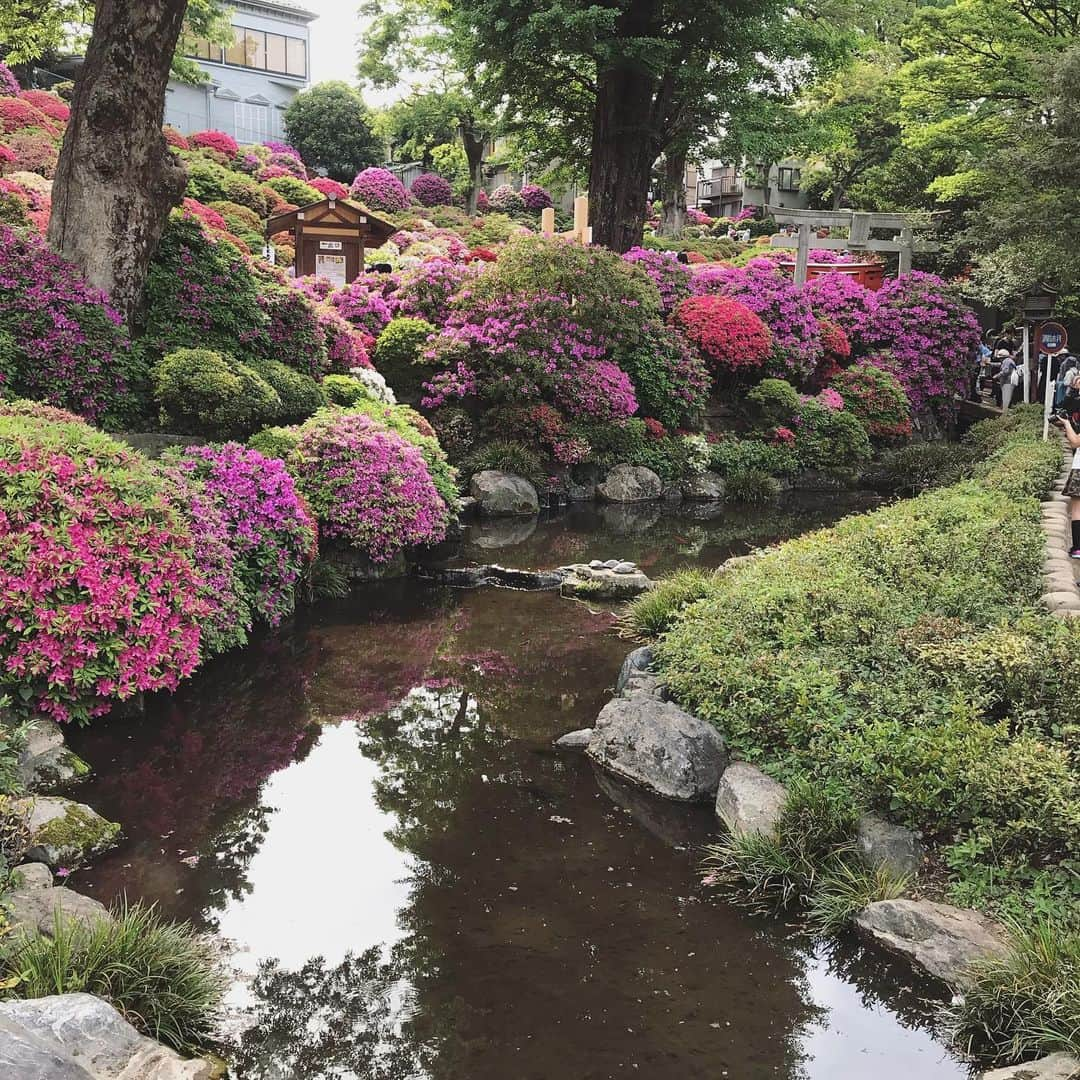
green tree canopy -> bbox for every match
[283,81,384,183]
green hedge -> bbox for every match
[634,408,1077,926]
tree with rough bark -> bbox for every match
[47,0,192,323]
[446,0,786,251]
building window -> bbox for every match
[235,102,270,143]
[187,26,307,78]
[777,166,802,192]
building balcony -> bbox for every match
[698,177,743,202]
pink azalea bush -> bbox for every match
[308,176,349,200]
[171,443,316,627]
[489,184,524,213]
[329,275,399,336]
[692,258,822,380]
[351,167,410,213]
[394,257,479,326]
[554,359,638,422]
[686,207,711,226]
[410,172,453,207]
[289,410,450,562]
[0,63,19,97]
[263,140,302,160]
[866,271,981,416]
[5,129,59,178]
[803,272,879,355]
[18,90,69,124]
[0,225,139,426]
[190,130,239,157]
[622,247,693,314]
[519,183,553,210]
[0,412,207,723]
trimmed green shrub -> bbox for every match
[153,348,281,439]
[248,358,327,424]
[372,316,436,397]
[322,373,375,407]
[871,441,978,495]
[724,468,780,503]
[263,174,321,206]
[570,419,692,482]
[3,903,226,1053]
[793,400,871,475]
[708,438,798,479]
[746,378,800,425]
[247,425,300,462]
[831,361,912,439]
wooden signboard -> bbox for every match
[265,198,398,283]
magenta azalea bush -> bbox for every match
[0,413,207,723]
[866,271,981,416]
[421,292,635,421]
[190,130,239,158]
[410,172,453,207]
[554,359,637,422]
[692,258,822,381]
[0,225,139,427]
[803,272,879,356]
[394,257,478,326]
[0,63,19,97]
[171,443,316,627]
[351,167,410,213]
[622,247,693,314]
[329,275,399,336]
[290,410,450,562]
[519,183,553,211]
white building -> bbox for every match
[164,0,316,145]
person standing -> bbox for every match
[996,347,1019,412]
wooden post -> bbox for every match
[541,207,555,236]
[573,195,588,243]
[793,224,811,285]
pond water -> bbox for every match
[67,495,969,1080]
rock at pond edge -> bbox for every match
[17,796,121,871]
[980,1053,1080,1080]
[469,471,540,517]
[715,762,788,837]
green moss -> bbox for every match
[35,804,120,855]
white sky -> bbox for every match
[304,0,400,106]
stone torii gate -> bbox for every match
[767,208,941,284]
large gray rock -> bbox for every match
[16,721,89,792]
[555,728,593,750]
[469,470,539,517]
[559,563,653,601]
[3,862,111,939]
[854,899,1010,985]
[615,646,654,694]
[856,815,924,878]
[18,797,120,871]
[682,471,726,501]
[0,993,214,1078]
[715,762,788,837]
[981,1054,1080,1080]
[597,464,663,503]
[587,696,727,801]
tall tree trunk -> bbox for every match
[657,150,688,237]
[589,62,660,252]
[47,0,189,324]
[460,118,485,217]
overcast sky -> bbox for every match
[303,1,399,106]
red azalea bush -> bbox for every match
[0,412,207,723]
[190,130,239,157]
[288,409,450,563]
[410,172,453,207]
[309,176,349,200]
[0,97,57,136]
[831,359,913,438]
[469,247,497,262]
[171,443,317,627]
[18,90,69,124]
[351,167,410,213]
[673,294,773,373]
[476,190,490,212]
[163,126,189,150]
[5,129,60,178]
[0,225,139,426]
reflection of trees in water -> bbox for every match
[68,636,319,924]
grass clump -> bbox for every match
[621,568,712,638]
[3,903,227,1053]
[945,919,1080,1062]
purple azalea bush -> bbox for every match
[292,410,450,562]
[351,167,410,213]
[865,271,981,416]
[330,276,400,336]
[172,443,316,627]
[410,172,454,207]
[0,63,19,97]
[803,272,880,355]
[519,183,553,210]
[394,257,479,326]
[622,247,693,314]
[692,258,822,381]
[0,226,138,426]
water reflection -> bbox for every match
[66,516,964,1080]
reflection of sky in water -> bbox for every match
[799,950,961,1079]
[218,723,412,1002]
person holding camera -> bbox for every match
[1051,411,1080,558]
